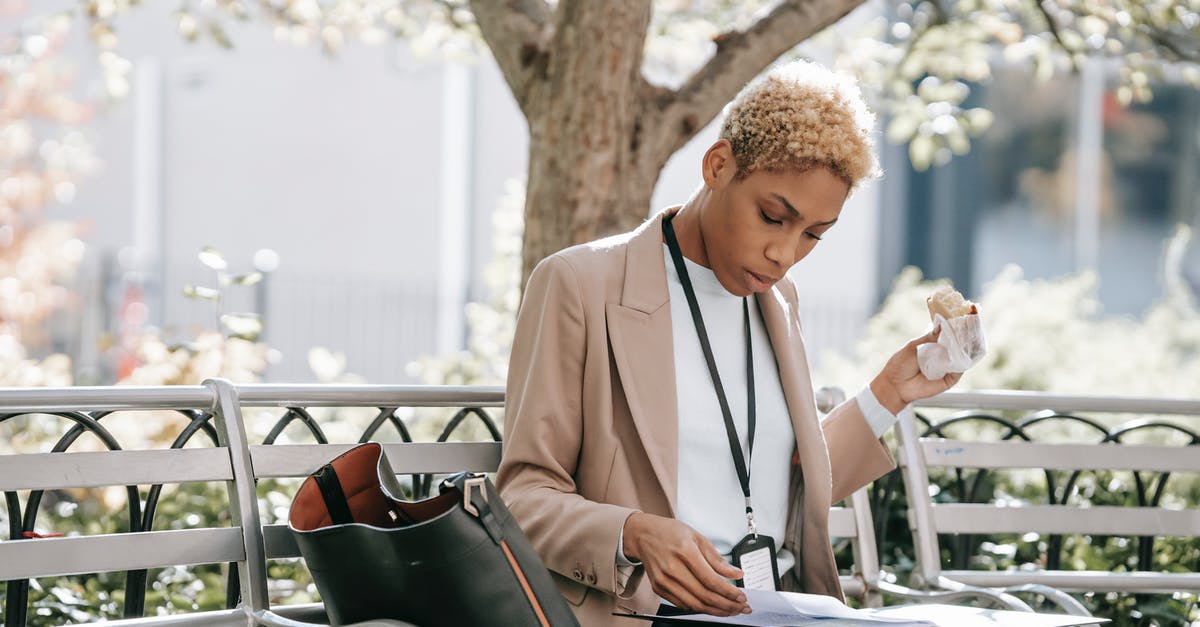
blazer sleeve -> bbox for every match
[496,254,640,597]
[821,399,896,505]
[778,276,896,505]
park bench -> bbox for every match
[0,380,956,626]
[7,383,1186,624]
[817,389,1090,617]
[889,390,1200,610]
[0,380,504,627]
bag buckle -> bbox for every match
[462,474,487,517]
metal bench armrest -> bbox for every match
[935,576,1096,616]
[252,609,416,627]
[873,580,1035,612]
[1000,583,1092,616]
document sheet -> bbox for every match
[614,589,1110,627]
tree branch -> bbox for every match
[642,0,867,169]
[434,0,474,31]
[468,0,552,115]
[1033,0,1079,72]
[1143,26,1200,64]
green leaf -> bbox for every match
[176,11,200,42]
[946,126,971,155]
[198,247,227,270]
[1116,85,1133,106]
[887,113,921,144]
[916,76,943,102]
[169,592,197,609]
[223,0,250,20]
[1183,66,1200,89]
[1059,30,1084,51]
[207,21,233,49]
[220,313,263,338]
[233,272,263,286]
[963,108,994,134]
[183,285,219,301]
[909,134,935,171]
[321,26,345,55]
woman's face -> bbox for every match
[701,165,849,297]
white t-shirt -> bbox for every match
[664,245,797,567]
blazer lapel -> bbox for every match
[755,286,833,514]
[606,211,679,516]
[758,285,850,597]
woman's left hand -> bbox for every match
[870,326,961,414]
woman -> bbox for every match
[496,61,960,626]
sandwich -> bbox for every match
[926,285,978,321]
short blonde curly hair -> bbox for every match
[720,60,879,187]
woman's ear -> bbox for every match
[701,139,738,190]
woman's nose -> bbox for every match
[765,236,799,268]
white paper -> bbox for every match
[658,589,936,625]
[870,604,1108,627]
[652,594,1108,626]
[917,313,987,380]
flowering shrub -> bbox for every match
[818,227,1200,623]
[818,226,1200,401]
[0,14,97,389]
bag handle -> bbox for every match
[313,464,355,525]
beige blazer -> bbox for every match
[497,209,895,626]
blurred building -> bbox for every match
[884,64,1200,314]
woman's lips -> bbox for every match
[745,269,777,292]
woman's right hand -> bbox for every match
[622,512,751,616]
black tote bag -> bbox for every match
[289,442,580,627]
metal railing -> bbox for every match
[2,384,1198,625]
[0,382,505,627]
[912,389,1200,416]
[883,388,1200,610]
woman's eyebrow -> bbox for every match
[770,193,838,226]
[771,193,801,217]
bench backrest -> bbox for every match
[0,380,505,627]
[1,380,895,624]
[894,395,1200,594]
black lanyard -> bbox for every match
[662,213,759,535]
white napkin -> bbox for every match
[917,313,986,380]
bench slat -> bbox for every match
[827,507,857,538]
[931,503,1200,536]
[945,569,1200,593]
[81,608,248,627]
[0,448,233,491]
[250,442,502,477]
[0,527,244,579]
[921,439,1200,473]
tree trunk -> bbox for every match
[523,130,661,281]
[469,0,871,286]
[519,1,659,283]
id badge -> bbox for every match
[730,533,780,591]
